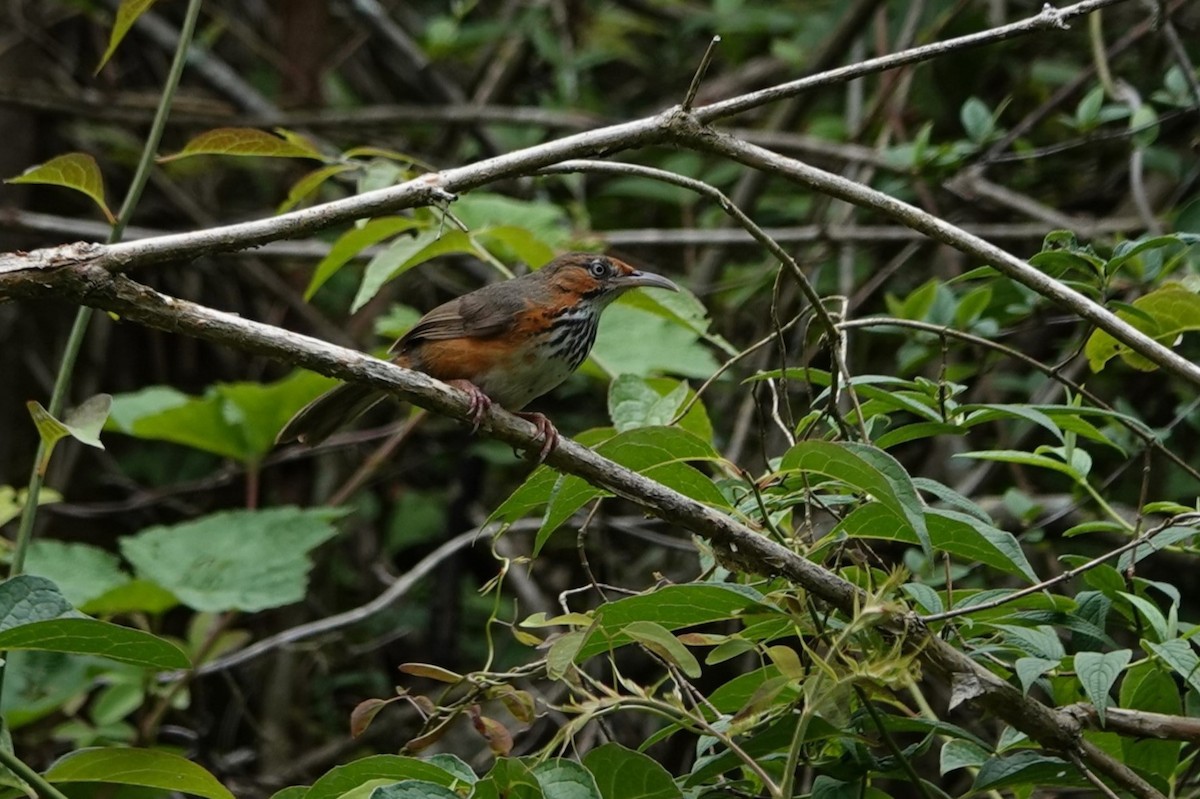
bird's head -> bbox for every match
[540,252,679,306]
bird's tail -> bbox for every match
[276,383,387,446]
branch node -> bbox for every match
[1042,3,1070,30]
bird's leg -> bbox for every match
[447,380,558,462]
[515,411,558,464]
[447,379,493,432]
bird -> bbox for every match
[277,252,680,460]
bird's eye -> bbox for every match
[588,259,608,278]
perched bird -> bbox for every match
[277,252,679,459]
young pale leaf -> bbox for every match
[96,0,158,71]
[582,743,681,799]
[0,485,61,528]
[1085,284,1200,371]
[119,507,345,612]
[160,128,325,162]
[5,153,114,222]
[46,747,232,799]
[1074,649,1131,725]
[960,97,994,143]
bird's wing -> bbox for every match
[390,288,522,352]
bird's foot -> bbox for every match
[515,411,558,464]
[448,379,493,432]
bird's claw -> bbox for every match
[517,412,558,464]
[449,380,493,433]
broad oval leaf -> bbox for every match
[533,759,602,799]
[305,217,422,300]
[46,747,233,799]
[1086,284,1200,372]
[582,743,681,799]
[305,755,459,799]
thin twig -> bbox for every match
[682,36,721,113]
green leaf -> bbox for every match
[352,229,476,313]
[46,747,234,799]
[107,372,335,461]
[833,504,1035,581]
[82,579,178,616]
[23,541,128,608]
[1130,104,1159,148]
[474,758,544,799]
[0,575,78,630]
[781,441,929,554]
[305,756,459,799]
[26,394,111,473]
[371,782,459,799]
[5,153,114,222]
[960,97,994,143]
[532,759,602,799]
[1074,650,1130,725]
[278,163,357,213]
[577,584,772,661]
[1145,639,1200,696]
[161,128,325,162]
[621,621,702,678]
[305,217,423,300]
[532,427,726,553]
[1014,656,1059,695]
[1075,86,1105,129]
[1086,284,1200,371]
[120,507,345,612]
[476,226,557,268]
[940,739,990,774]
[973,751,1078,791]
[96,0,158,71]
[588,301,719,380]
[582,743,680,799]
[0,485,61,529]
[452,193,569,246]
[0,618,188,669]
[1119,660,1182,779]
[608,375,712,443]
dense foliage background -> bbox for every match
[1,0,1199,797]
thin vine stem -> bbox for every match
[3,0,205,717]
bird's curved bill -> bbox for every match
[617,270,680,292]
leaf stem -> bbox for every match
[3,0,204,712]
[0,747,71,799]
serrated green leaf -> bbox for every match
[24,541,128,608]
[46,747,233,799]
[120,507,345,612]
[6,153,114,222]
[1074,649,1130,725]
